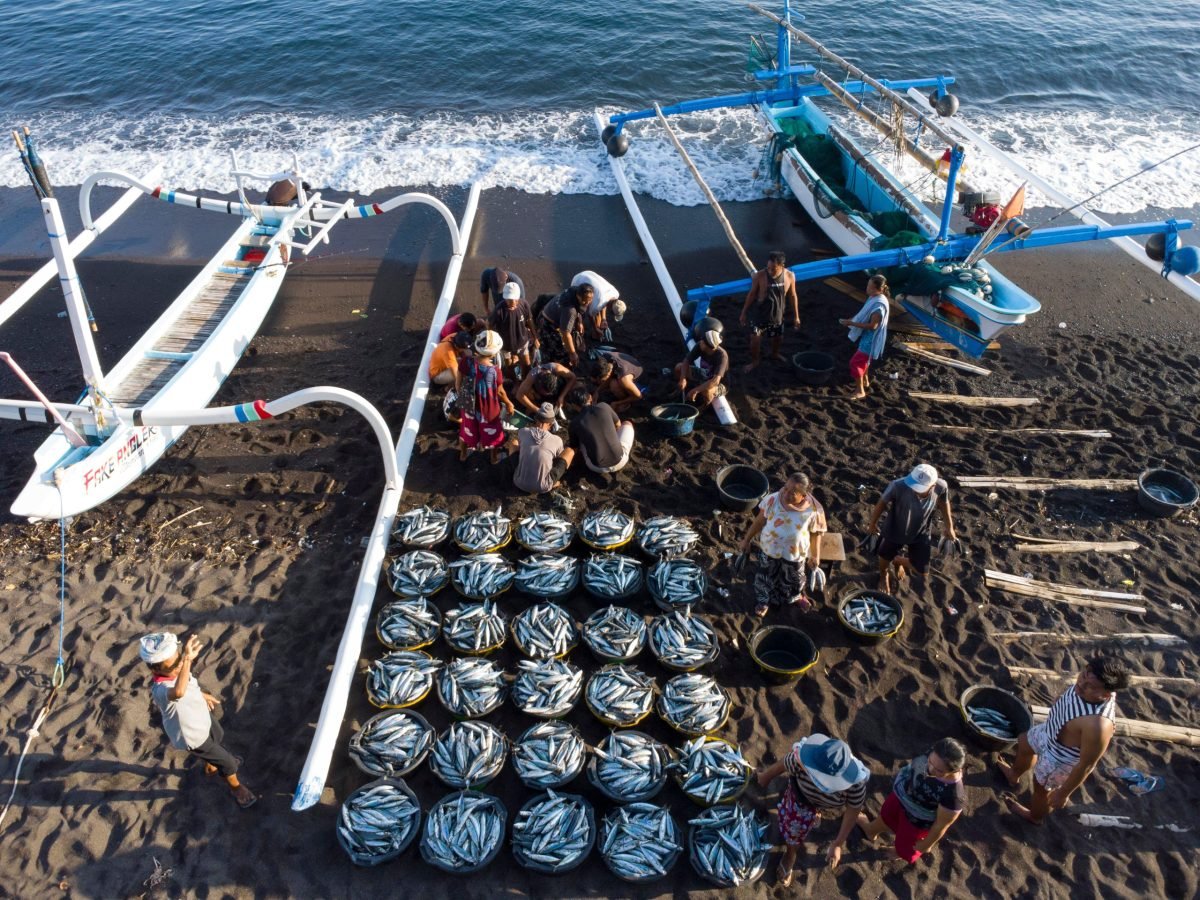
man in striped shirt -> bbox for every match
[998,656,1129,823]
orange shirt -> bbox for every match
[429,339,458,378]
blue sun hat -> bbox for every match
[796,733,870,793]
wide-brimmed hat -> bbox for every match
[904,463,939,492]
[796,733,870,793]
[139,632,179,664]
[611,299,627,322]
[534,402,556,423]
[475,330,503,358]
[502,281,521,301]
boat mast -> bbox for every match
[42,199,107,402]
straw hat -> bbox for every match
[474,330,503,358]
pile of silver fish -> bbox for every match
[512,658,584,717]
[429,720,508,788]
[437,657,507,718]
[687,804,771,887]
[648,558,708,608]
[649,611,717,670]
[512,720,587,789]
[443,600,508,653]
[515,553,580,597]
[586,665,656,726]
[453,508,512,552]
[637,516,700,557]
[376,598,441,650]
[600,803,682,882]
[589,730,671,801]
[388,549,449,598]
[579,508,635,549]
[675,736,751,805]
[337,780,421,865]
[366,650,441,708]
[840,594,901,634]
[392,505,450,549]
[513,602,579,659]
[511,791,594,873]
[583,605,647,661]
[516,512,575,552]
[966,704,1017,740]
[449,553,515,599]
[349,711,434,778]
[582,553,643,599]
[658,673,730,735]
[421,791,507,873]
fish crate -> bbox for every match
[656,675,731,738]
[586,731,673,802]
[512,720,587,789]
[511,602,580,660]
[420,790,508,874]
[673,736,752,807]
[336,777,422,867]
[385,549,449,599]
[599,804,683,883]
[511,792,597,875]
[375,598,443,652]
[514,513,576,553]
[428,720,509,790]
[391,505,451,550]
[365,650,438,710]
[835,589,905,644]
[649,612,719,673]
[958,685,1033,751]
[582,605,648,664]
[581,554,644,602]
[348,709,435,779]
[513,554,581,599]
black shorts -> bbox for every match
[189,719,240,777]
[877,537,932,573]
[749,320,783,338]
[549,457,568,485]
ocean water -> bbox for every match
[0,0,1197,215]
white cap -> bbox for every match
[139,632,179,664]
[905,463,939,491]
[502,282,521,300]
[611,299,627,321]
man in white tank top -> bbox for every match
[997,656,1128,824]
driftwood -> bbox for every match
[899,343,992,375]
[1032,705,1200,747]
[983,569,1146,614]
[908,391,1039,407]
[958,476,1137,491]
[984,569,1144,600]
[1013,540,1141,554]
[928,425,1112,438]
[1007,665,1196,690]
[991,631,1185,647]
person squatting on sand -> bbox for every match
[591,350,643,413]
[858,737,967,864]
[570,269,627,340]
[737,472,826,617]
[429,330,473,387]
[479,265,525,314]
[838,274,891,400]
[455,330,515,463]
[438,311,484,341]
[567,387,635,475]
[740,249,799,372]
[757,733,870,885]
[867,463,958,594]
[537,282,592,368]
[513,402,575,494]
[488,281,538,375]
[140,632,257,809]
[513,360,576,419]
[674,329,728,409]
[997,657,1129,824]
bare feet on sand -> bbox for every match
[1003,794,1040,823]
[996,758,1022,787]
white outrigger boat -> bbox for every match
[598,2,1199,354]
[0,142,464,521]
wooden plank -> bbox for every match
[900,343,992,375]
[901,337,1001,352]
[908,391,1039,407]
[929,426,1111,438]
[1031,705,1200,747]
[991,631,1185,647]
[813,532,846,562]
[1013,540,1141,554]
[986,579,1147,614]
[823,276,866,302]
[983,569,1144,601]
[958,477,1137,490]
[1007,666,1196,689]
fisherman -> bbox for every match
[756,733,870,884]
[739,250,799,372]
[837,274,891,400]
[591,350,643,412]
[479,266,526,314]
[488,281,538,375]
[857,738,967,863]
[438,311,484,341]
[513,401,575,494]
[997,657,1129,824]
[736,472,826,617]
[567,386,635,475]
[538,282,592,368]
[513,360,576,418]
[140,632,257,809]
[429,331,473,387]
[263,178,311,266]
[866,463,959,593]
[673,329,728,409]
[455,330,515,463]
[570,270,627,339]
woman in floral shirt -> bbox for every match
[737,472,826,616]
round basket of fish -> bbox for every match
[674,736,752,806]
[514,553,580,599]
[511,791,596,875]
[420,790,508,875]
[649,610,719,672]
[582,605,647,663]
[600,803,682,882]
[585,664,656,727]
[581,553,643,601]
[579,508,636,551]
[376,598,442,651]
[687,803,771,887]
[959,685,1033,751]
[443,600,508,655]
[515,512,575,553]
[449,553,515,600]
[365,650,441,709]
[337,777,422,866]
[428,720,508,789]
[386,549,449,599]
[836,589,904,643]
[512,658,584,718]
[512,720,587,789]
[587,730,672,802]
[637,515,700,558]
[348,709,435,779]
[436,657,507,719]
[392,505,450,550]
[511,601,579,660]
[647,558,708,612]
[453,508,512,554]
[657,673,731,737]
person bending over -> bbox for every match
[429,331,473,387]
[591,350,643,412]
[537,283,592,368]
[514,360,576,418]
[567,387,635,475]
[479,266,526,314]
[571,270,627,339]
[513,402,575,494]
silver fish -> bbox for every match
[453,507,512,553]
[582,605,647,661]
[449,553,515,599]
[516,512,575,552]
[966,705,1016,739]
[585,665,655,726]
[336,780,421,865]
[648,558,708,609]
[587,730,670,802]
[392,505,450,549]
[840,596,900,633]
[429,720,508,789]
[512,720,587,789]
[687,803,771,887]
[436,657,507,718]
[515,553,580,598]
[674,736,751,805]
[579,508,635,549]
[443,600,508,654]
[348,711,434,778]
[637,515,700,557]
[420,790,507,873]
[511,790,594,873]
[512,601,579,659]
[657,673,730,735]
[388,549,449,598]
[582,553,643,599]
[649,610,717,669]
[600,803,681,882]
[365,651,441,708]
[512,658,584,718]
[376,598,441,650]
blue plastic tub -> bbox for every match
[650,403,699,437]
